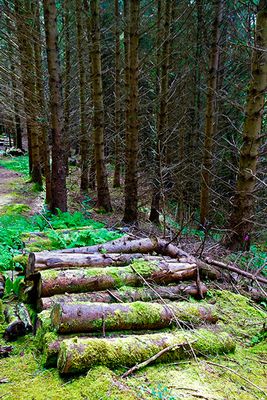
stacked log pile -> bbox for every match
[19,236,237,374]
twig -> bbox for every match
[121,341,196,378]
[205,361,267,396]
[106,289,123,303]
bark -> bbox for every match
[90,0,112,211]
[51,301,217,334]
[199,0,223,226]
[33,0,52,205]
[14,0,42,184]
[60,236,192,259]
[113,0,122,188]
[3,304,26,341]
[58,329,235,374]
[43,0,68,213]
[123,0,140,223]
[63,0,71,173]
[35,262,198,298]
[0,273,4,298]
[226,1,267,250]
[76,0,90,191]
[38,283,208,311]
[205,257,267,285]
[149,0,172,224]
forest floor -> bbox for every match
[0,156,266,400]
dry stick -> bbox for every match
[106,289,123,303]
[205,361,267,396]
[205,257,267,285]
[121,340,196,378]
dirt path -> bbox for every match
[0,166,43,215]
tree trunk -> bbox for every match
[43,0,68,213]
[14,0,42,184]
[51,301,218,334]
[113,0,122,188]
[225,1,267,250]
[34,262,198,298]
[38,283,208,311]
[123,0,140,223]
[76,0,90,191]
[58,329,235,374]
[199,0,223,227]
[63,0,71,174]
[90,0,112,211]
[33,0,52,206]
[149,0,172,224]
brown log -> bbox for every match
[205,257,267,285]
[26,252,179,277]
[38,283,208,311]
[0,273,5,298]
[57,329,236,374]
[37,262,198,297]
[51,301,218,334]
[59,236,193,260]
[4,304,26,341]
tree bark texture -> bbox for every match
[199,0,223,226]
[76,0,90,191]
[57,329,236,374]
[38,283,208,311]
[51,301,218,334]
[90,0,112,211]
[34,262,198,298]
[123,0,140,223]
[226,1,267,250]
[43,0,67,213]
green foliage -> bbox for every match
[227,244,267,277]
[0,155,29,176]
[0,208,122,273]
[0,204,31,215]
[3,276,24,297]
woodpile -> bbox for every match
[11,236,244,374]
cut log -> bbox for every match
[57,329,236,374]
[205,257,267,285]
[59,237,193,259]
[4,304,26,341]
[26,252,180,277]
[51,301,218,334]
[0,273,5,298]
[36,262,198,298]
[38,283,208,311]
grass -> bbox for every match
[0,155,29,176]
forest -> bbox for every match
[0,0,266,399]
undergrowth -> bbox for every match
[0,155,29,176]
[0,208,122,296]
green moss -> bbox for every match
[25,237,53,252]
[212,290,267,340]
[13,254,28,268]
[35,310,54,350]
[0,203,31,215]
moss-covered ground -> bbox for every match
[0,290,266,400]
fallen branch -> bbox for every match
[121,341,196,378]
[205,257,267,285]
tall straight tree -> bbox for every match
[33,0,52,206]
[90,0,112,212]
[226,0,267,250]
[14,0,42,185]
[199,0,223,227]
[149,0,172,224]
[113,0,122,188]
[43,0,67,213]
[76,0,90,191]
[123,0,140,223]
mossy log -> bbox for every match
[0,273,5,298]
[34,262,198,298]
[59,237,193,260]
[38,283,208,311]
[57,329,236,374]
[4,304,26,340]
[51,301,218,334]
[26,252,181,277]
